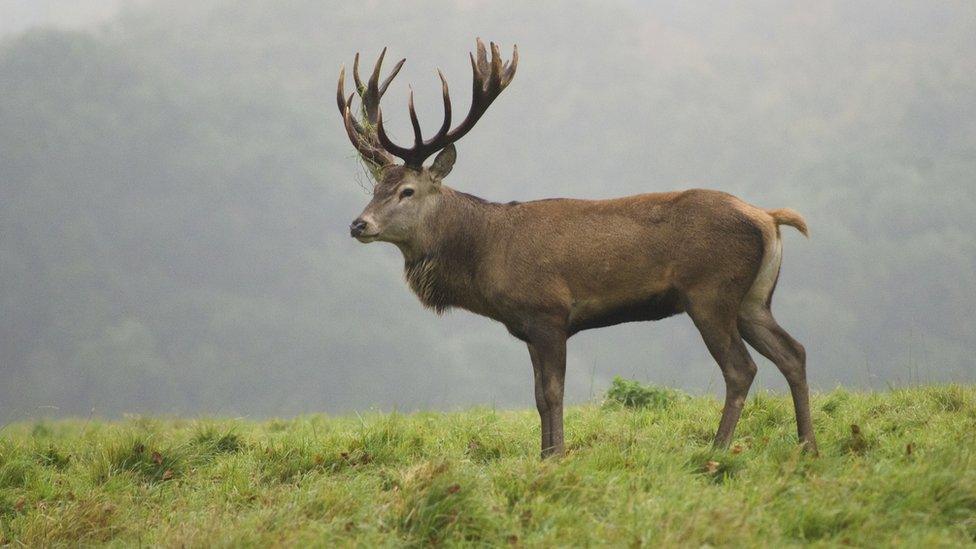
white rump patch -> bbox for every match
[742,235,782,318]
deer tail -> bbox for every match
[767,208,809,237]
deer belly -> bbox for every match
[567,288,683,333]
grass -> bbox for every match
[1,383,975,546]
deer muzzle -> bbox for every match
[349,218,369,238]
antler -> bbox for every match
[337,48,406,170]
[376,38,518,168]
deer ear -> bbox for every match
[429,144,456,181]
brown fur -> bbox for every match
[404,188,765,335]
[360,182,818,457]
[342,40,817,458]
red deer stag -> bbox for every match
[337,39,816,457]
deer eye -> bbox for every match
[399,188,415,199]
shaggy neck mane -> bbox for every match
[402,189,496,314]
[404,255,447,312]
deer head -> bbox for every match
[338,39,518,245]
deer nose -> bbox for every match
[349,218,368,238]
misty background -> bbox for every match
[1,0,974,423]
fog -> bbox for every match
[2,0,974,423]
[0,0,135,34]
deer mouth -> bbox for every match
[355,232,380,243]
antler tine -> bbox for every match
[489,42,503,89]
[380,58,406,96]
[468,52,481,88]
[352,53,364,94]
[341,94,364,152]
[361,47,387,123]
[407,87,423,147]
[505,45,519,84]
[475,38,490,81]
[431,70,452,143]
[368,47,386,88]
[337,65,348,115]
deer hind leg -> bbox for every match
[739,305,817,453]
[737,230,817,453]
[686,294,758,449]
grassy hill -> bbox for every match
[2,383,974,546]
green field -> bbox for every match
[2,382,974,547]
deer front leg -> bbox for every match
[528,344,551,454]
[527,331,567,458]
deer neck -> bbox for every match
[398,187,495,314]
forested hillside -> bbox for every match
[2,1,974,421]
